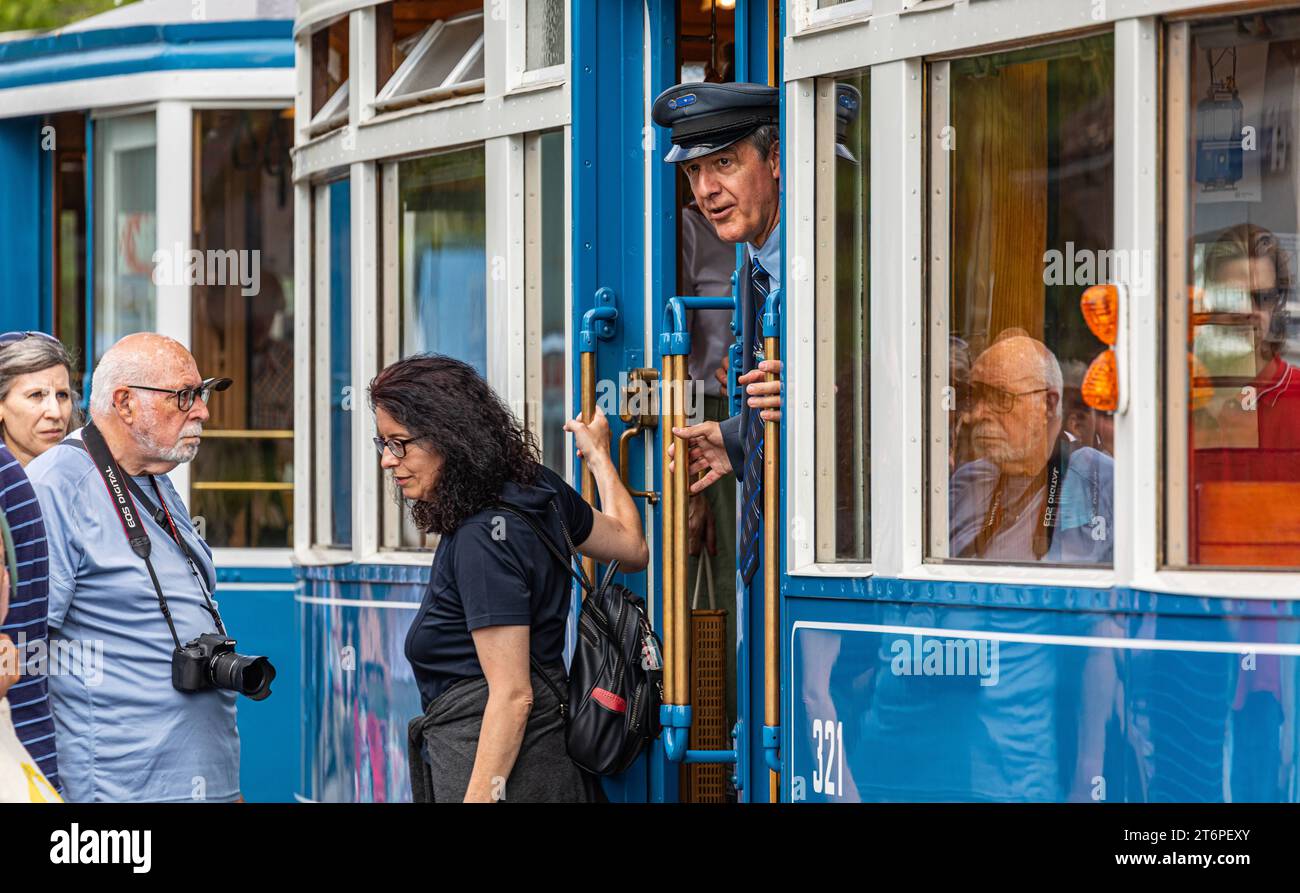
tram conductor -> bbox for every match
[654,81,858,584]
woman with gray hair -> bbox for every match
[0,332,79,467]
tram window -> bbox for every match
[926,35,1116,567]
[93,113,156,365]
[374,1,484,113]
[313,178,353,550]
[678,0,734,84]
[188,109,295,549]
[49,112,87,364]
[814,72,870,563]
[1166,12,1300,570]
[524,130,567,476]
[310,16,350,134]
[525,0,564,71]
[384,146,486,549]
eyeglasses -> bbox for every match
[129,377,232,412]
[0,331,62,348]
[970,382,1050,414]
[373,435,418,459]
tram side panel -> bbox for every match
[785,589,1300,803]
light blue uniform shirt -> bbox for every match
[26,429,238,802]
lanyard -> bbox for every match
[74,424,225,646]
[121,471,215,602]
[970,434,1073,560]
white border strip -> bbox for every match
[792,619,1300,656]
[295,594,420,609]
[0,69,294,121]
[216,583,298,593]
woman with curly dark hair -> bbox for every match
[370,354,647,802]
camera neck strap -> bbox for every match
[74,423,224,645]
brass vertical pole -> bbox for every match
[672,354,689,705]
[764,333,780,801]
[580,352,597,586]
[766,0,778,88]
[661,350,677,704]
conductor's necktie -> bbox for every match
[738,259,770,585]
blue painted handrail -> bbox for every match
[660,703,739,765]
[659,294,735,357]
[578,287,618,353]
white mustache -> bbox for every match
[178,423,204,439]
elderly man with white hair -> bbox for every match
[948,333,1114,564]
[26,333,244,802]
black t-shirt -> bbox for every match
[405,463,595,709]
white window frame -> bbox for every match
[370,136,530,558]
[505,0,568,92]
[94,101,298,568]
[187,101,298,567]
[372,10,486,114]
[310,179,337,553]
[292,2,567,568]
[780,0,1300,598]
[795,0,874,35]
[1140,8,1300,599]
[308,12,351,137]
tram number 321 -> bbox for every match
[811,719,844,798]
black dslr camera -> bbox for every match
[173,633,276,701]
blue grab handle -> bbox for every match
[761,287,782,339]
[660,703,737,765]
[660,295,736,357]
[660,704,692,762]
[762,724,782,775]
[579,287,618,353]
[684,749,738,765]
[579,305,618,353]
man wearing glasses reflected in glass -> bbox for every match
[949,332,1115,565]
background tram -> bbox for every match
[0,0,299,802]
[3,0,1300,802]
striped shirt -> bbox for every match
[0,445,60,790]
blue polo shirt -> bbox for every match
[0,445,60,790]
[26,429,239,802]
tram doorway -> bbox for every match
[672,0,739,804]
[46,112,87,375]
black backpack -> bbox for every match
[494,501,663,777]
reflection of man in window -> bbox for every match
[1193,223,1300,467]
[949,334,1113,564]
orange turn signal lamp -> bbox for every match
[1081,283,1120,346]
[1080,283,1122,413]
[1082,349,1118,412]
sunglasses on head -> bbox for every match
[0,331,62,349]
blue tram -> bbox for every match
[5,0,1300,803]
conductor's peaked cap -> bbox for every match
[652,81,779,163]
